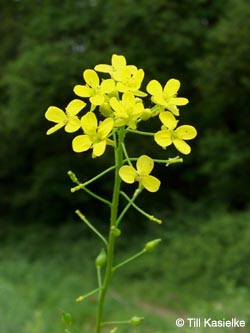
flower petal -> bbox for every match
[45,106,66,123]
[93,140,106,157]
[65,117,81,133]
[136,155,154,176]
[74,85,92,97]
[66,99,86,116]
[94,64,112,73]
[72,135,92,153]
[81,112,97,135]
[119,165,137,184]
[175,125,197,140]
[146,80,163,96]
[46,123,64,135]
[141,175,161,192]
[98,118,114,138]
[154,130,172,148]
[163,79,180,97]
[90,94,105,105]
[83,69,99,87]
[173,139,191,155]
[159,111,178,129]
[100,79,115,93]
[112,54,126,68]
[170,97,189,106]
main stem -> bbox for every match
[95,129,123,333]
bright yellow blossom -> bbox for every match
[116,68,147,97]
[45,99,86,135]
[119,155,161,192]
[146,79,188,116]
[94,54,137,81]
[154,111,197,155]
[72,112,114,157]
[74,69,115,108]
[110,92,144,129]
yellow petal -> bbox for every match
[119,165,137,184]
[146,80,163,96]
[74,85,92,97]
[94,64,112,73]
[65,117,81,133]
[163,79,180,97]
[45,106,66,123]
[110,97,124,114]
[154,130,172,148]
[175,125,197,140]
[46,123,64,135]
[83,69,99,87]
[122,92,134,106]
[159,111,178,129]
[170,97,189,106]
[72,135,92,153]
[100,79,115,93]
[173,139,191,155]
[66,99,86,116]
[136,155,154,176]
[112,54,126,68]
[92,140,106,157]
[90,94,105,105]
[98,118,114,138]
[81,112,97,135]
[141,175,161,193]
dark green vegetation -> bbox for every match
[1,211,249,332]
[0,0,249,331]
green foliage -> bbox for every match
[0,0,249,225]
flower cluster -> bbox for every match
[45,54,197,191]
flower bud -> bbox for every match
[95,248,107,268]
[130,316,144,326]
[61,312,72,325]
[144,238,162,252]
[111,226,121,237]
[67,170,79,183]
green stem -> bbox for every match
[75,210,108,246]
[116,189,141,226]
[112,249,145,272]
[101,320,130,326]
[127,129,154,136]
[95,129,124,333]
[75,186,111,206]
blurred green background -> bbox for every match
[0,0,249,332]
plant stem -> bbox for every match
[95,129,124,333]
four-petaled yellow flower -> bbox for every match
[45,99,86,135]
[146,79,188,116]
[110,92,144,129]
[116,68,147,97]
[95,54,137,81]
[74,69,115,108]
[154,111,197,155]
[72,112,114,157]
[119,155,161,192]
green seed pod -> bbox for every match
[130,316,144,326]
[144,238,162,252]
[95,248,107,268]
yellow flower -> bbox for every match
[116,68,147,97]
[146,79,188,116]
[94,54,137,81]
[119,155,161,192]
[110,92,144,129]
[72,111,114,157]
[45,99,86,135]
[154,111,197,155]
[74,69,115,107]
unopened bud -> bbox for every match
[67,170,79,183]
[144,238,162,252]
[130,316,144,326]
[95,248,107,268]
[111,226,121,237]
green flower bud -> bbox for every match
[67,170,79,183]
[144,238,162,252]
[130,316,144,326]
[111,226,121,237]
[95,248,107,268]
[61,312,72,326]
